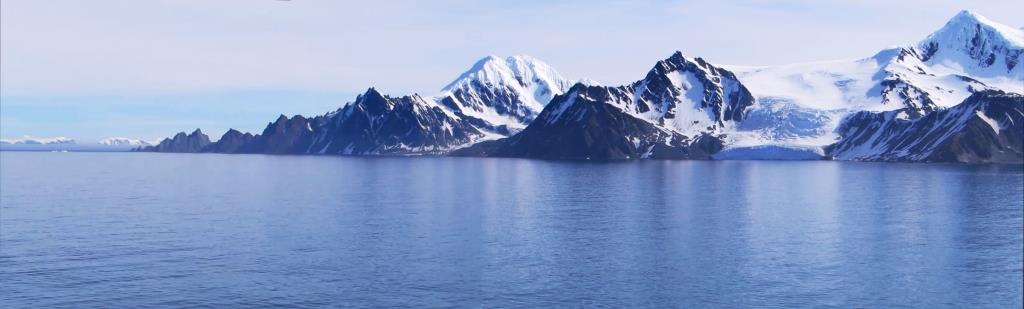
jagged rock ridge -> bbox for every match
[827,90,1023,163]
[456,52,752,160]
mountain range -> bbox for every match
[98,137,153,146]
[140,11,1023,164]
[0,136,76,145]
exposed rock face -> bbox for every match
[307,88,483,155]
[204,129,256,153]
[138,90,487,156]
[477,88,692,159]
[465,84,722,160]
[141,55,574,157]
[135,12,1023,164]
[139,129,210,153]
[827,90,1023,164]
[247,115,321,154]
[458,52,750,160]
[631,52,754,127]
[876,66,942,118]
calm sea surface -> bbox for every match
[1,152,1022,308]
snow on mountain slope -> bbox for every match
[540,52,754,136]
[295,55,576,155]
[138,12,1020,162]
[0,136,76,145]
[437,55,574,131]
[919,10,1024,81]
[307,88,484,155]
[464,52,753,160]
[827,90,1023,163]
[730,11,1022,112]
[472,83,725,160]
[144,54,578,155]
[720,10,1023,158]
[627,52,755,136]
[98,137,152,146]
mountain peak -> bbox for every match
[668,51,687,61]
[913,11,1024,76]
[358,87,390,104]
[444,55,506,90]
[354,87,394,113]
[362,87,384,97]
[950,10,984,24]
[645,51,715,79]
[439,54,574,126]
[442,54,568,92]
[923,10,1024,49]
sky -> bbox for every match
[1,0,1021,142]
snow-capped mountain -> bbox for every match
[458,52,752,159]
[629,52,754,135]
[716,10,1023,161]
[297,56,576,155]
[143,55,578,156]
[730,11,1021,113]
[462,11,1022,163]
[306,88,483,155]
[98,137,152,146]
[918,10,1024,80]
[828,90,1022,163]
[0,136,76,145]
[438,55,574,132]
[139,11,1022,164]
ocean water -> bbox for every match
[1,151,1021,308]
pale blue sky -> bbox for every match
[2,0,1021,142]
